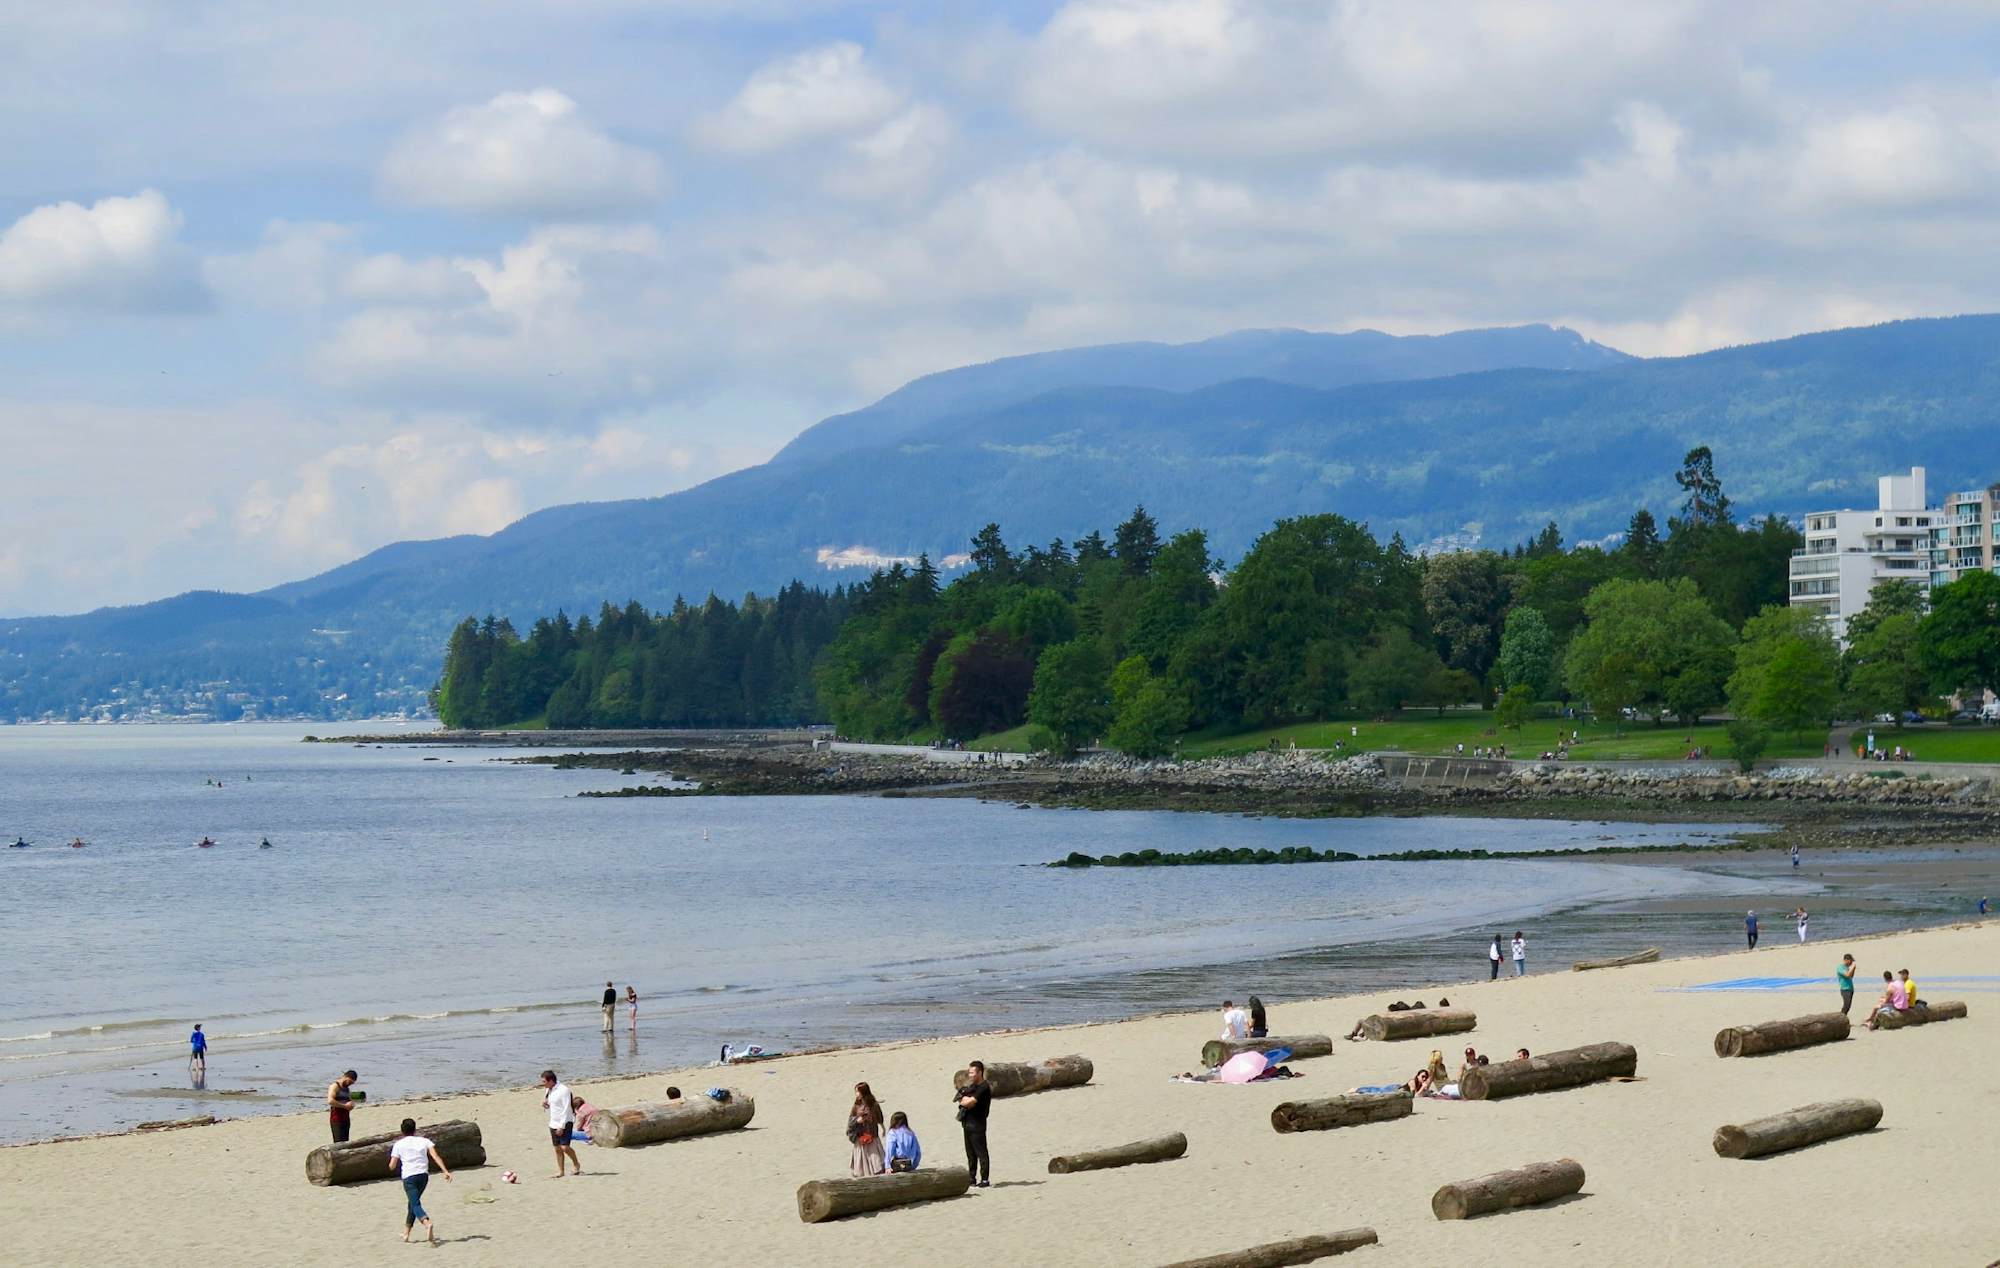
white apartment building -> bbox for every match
[1789,467,1938,645]
[1931,482,2000,587]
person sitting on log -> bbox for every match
[884,1111,921,1173]
[1455,1046,1480,1082]
[1514,1048,1530,1060]
[1898,969,1921,1009]
[1248,996,1268,1039]
[1862,972,1910,1030]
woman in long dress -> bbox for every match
[848,1082,886,1177]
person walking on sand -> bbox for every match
[956,1060,992,1188]
[541,1070,582,1178]
[188,1023,207,1075]
[1794,906,1809,943]
[1511,932,1527,977]
[848,1082,886,1177]
[1746,910,1759,950]
[625,985,639,1033]
[1488,934,1503,980]
[389,1117,452,1244]
[600,981,617,1034]
[1837,954,1857,1015]
[327,1069,360,1143]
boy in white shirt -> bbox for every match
[1220,1000,1248,1041]
[387,1117,452,1243]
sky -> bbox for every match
[6,0,2000,615]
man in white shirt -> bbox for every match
[1220,999,1248,1041]
[388,1117,452,1243]
[541,1069,582,1179]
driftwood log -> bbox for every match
[587,1092,753,1147]
[1874,1000,1968,1029]
[1460,1042,1636,1101]
[1271,1090,1413,1134]
[1358,1008,1476,1041]
[1048,1131,1187,1174]
[305,1120,484,1186]
[1713,1013,1850,1058]
[1572,947,1660,971]
[797,1166,970,1223]
[136,1114,215,1132]
[1159,1228,1380,1267]
[1202,1035,1334,1067]
[953,1055,1092,1098]
[1432,1158,1585,1220]
[1713,1098,1882,1159]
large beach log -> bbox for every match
[1159,1228,1379,1267]
[1271,1090,1413,1134]
[305,1120,485,1186]
[1712,1098,1882,1159]
[1572,947,1660,971]
[1202,1034,1334,1067]
[1459,1042,1635,1101]
[1874,1000,1968,1029]
[1713,1012,1850,1058]
[1431,1158,1585,1220]
[587,1092,753,1147]
[1357,1009,1476,1041]
[1048,1131,1187,1174]
[953,1055,1092,1098]
[796,1166,970,1223]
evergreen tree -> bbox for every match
[1622,508,1662,578]
[1113,506,1161,577]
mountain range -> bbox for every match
[7,315,2000,720]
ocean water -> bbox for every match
[0,724,1770,1143]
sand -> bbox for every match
[7,920,1994,1267]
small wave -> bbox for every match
[0,1032,54,1045]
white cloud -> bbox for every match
[341,252,485,306]
[0,189,205,314]
[825,104,956,201]
[693,41,901,154]
[203,220,353,311]
[378,87,665,217]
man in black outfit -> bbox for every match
[956,1059,992,1187]
[601,981,617,1034]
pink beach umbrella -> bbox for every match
[1217,1051,1269,1084]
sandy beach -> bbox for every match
[7,920,1993,1267]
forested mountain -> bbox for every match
[9,316,2000,720]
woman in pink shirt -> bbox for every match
[1862,971,1909,1030]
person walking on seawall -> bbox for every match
[541,1070,583,1178]
[956,1059,992,1188]
[388,1117,452,1244]
[1511,932,1527,977]
[1837,955,1856,1015]
[600,981,617,1034]
[327,1069,361,1143]
[1488,934,1503,980]
[188,1024,207,1075]
[1746,910,1759,950]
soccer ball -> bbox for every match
[501,1170,518,1184]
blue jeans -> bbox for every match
[403,1174,429,1228]
[1513,959,1525,976]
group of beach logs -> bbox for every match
[1270,1090,1413,1134]
[797,1166,971,1223]
[1460,1042,1636,1101]
[1160,1228,1380,1267]
[1356,1008,1476,1041]
[586,1092,754,1147]
[305,1120,485,1186]
[954,1054,1093,1097]
[1048,1131,1187,1174]
[1572,948,1660,971]
[1431,1158,1585,1220]
[1874,1000,1968,1029]
[1713,1098,1882,1159]
[1202,1034,1333,1067]
[1714,1012,1849,1058]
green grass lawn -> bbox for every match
[490,715,548,731]
[968,723,1040,753]
[1858,724,2000,763]
[1178,711,1828,762]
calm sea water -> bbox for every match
[0,724,1773,1143]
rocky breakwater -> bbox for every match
[545,746,975,796]
[1497,765,1999,808]
[975,750,1390,814]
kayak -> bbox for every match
[69,838,87,849]
[196,838,216,848]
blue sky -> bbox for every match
[6,0,2000,614]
